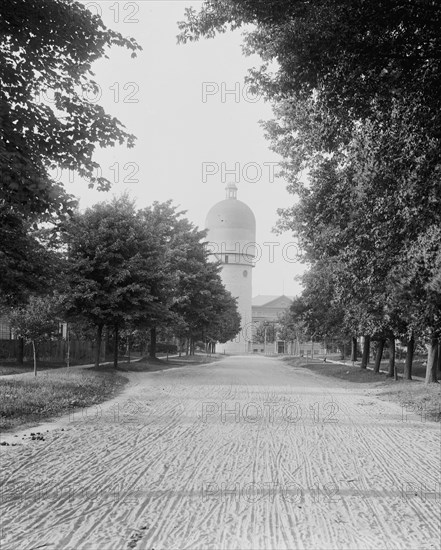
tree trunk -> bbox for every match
[373,339,385,373]
[437,341,441,377]
[387,336,396,378]
[149,327,157,359]
[66,323,70,369]
[361,335,370,369]
[341,340,346,360]
[404,335,414,381]
[106,327,111,361]
[144,334,149,358]
[17,337,24,365]
[32,340,37,376]
[102,327,107,363]
[113,325,119,368]
[351,337,357,361]
[95,323,103,368]
[425,337,439,384]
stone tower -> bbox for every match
[205,183,256,354]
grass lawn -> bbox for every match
[0,353,218,432]
[359,357,429,379]
[376,381,441,422]
[287,357,391,384]
[0,355,135,376]
[0,367,128,432]
[0,359,89,376]
[117,353,224,372]
[285,356,441,422]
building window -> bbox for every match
[225,255,229,263]
[243,270,248,277]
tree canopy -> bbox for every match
[178,0,441,382]
[9,294,61,375]
[62,196,241,365]
[1,0,141,220]
[1,0,142,307]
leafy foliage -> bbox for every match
[9,294,61,374]
[62,196,161,331]
[0,208,64,306]
[9,295,60,344]
[1,0,141,219]
[1,0,141,306]
[61,196,241,362]
[178,0,441,381]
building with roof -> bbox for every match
[251,295,292,354]
[250,295,326,356]
[205,184,256,354]
[252,295,294,323]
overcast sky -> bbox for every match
[69,0,305,297]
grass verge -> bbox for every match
[286,357,391,384]
[0,355,135,376]
[0,367,128,432]
[0,360,86,376]
[375,381,441,422]
[285,356,441,422]
[117,353,223,372]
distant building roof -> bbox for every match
[252,295,294,307]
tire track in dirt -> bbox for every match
[1,356,439,550]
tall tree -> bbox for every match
[137,202,207,358]
[179,1,441,136]
[0,209,62,306]
[138,202,241,356]
[63,197,162,368]
[204,281,241,348]
[174,253,241,353]
[178,1,441,382]
[1,0,141,304]
[1,0,141,218]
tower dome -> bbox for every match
[205,184,256,354]
[205,183,256,264]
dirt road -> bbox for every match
[1,355,439,549]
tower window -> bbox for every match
[225,255,229,263]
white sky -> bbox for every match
[67,0,305,296]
